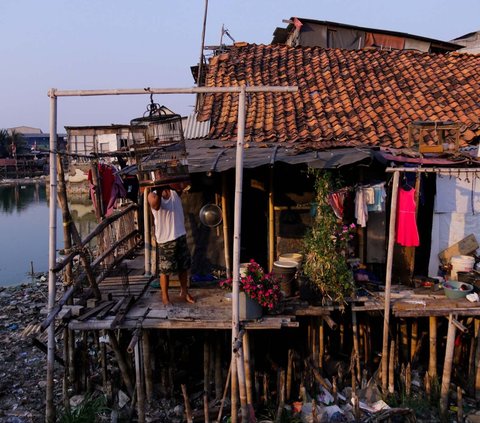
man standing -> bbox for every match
[147,186,194,305]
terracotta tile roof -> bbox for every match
[198,44,480,148]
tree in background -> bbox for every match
[0,129,27,158]
[0,129,9,158]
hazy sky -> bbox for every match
[1,0,479,133]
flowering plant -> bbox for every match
[219,260,282,310]
[332,223,356,258]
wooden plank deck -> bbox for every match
[68,274,300,330]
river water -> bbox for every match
[0,182,96,286]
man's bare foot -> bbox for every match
[161,295,172,306]
[179,292,195,304]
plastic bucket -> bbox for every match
[272,260,297,297]
[450,255,475,280]
[278,253,304,269]
[239,263,250,278]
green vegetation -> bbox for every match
[0,128,27,158]
[59,394,109,423]
[302,170,355,303]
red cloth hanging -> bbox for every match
[396,187,420,247]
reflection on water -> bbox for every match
[0,183,96,286]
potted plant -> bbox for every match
[303,171,355,304]
[220,260,282,319]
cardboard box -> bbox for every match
[438,234,479,264]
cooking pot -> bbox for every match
[199,204,223,227]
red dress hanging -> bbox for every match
[396,187,420,247]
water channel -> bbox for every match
[0,182,96,286]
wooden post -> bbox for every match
[429,317,437,381]
[231,355,238,423]
[319,318,324,370]
[221,173,231,279]
[243,331,254,406]
[236,347,249,422]
[457,385,463,423]
[275,369,285,423]
[388,340,395,394]
[143,188,152,276]
[400,319,409,363]
[204,335,210,423]
[382,170,400,392]
[311,318,318,367]
[268,166,275,271]
[181,384,193,423]
[90,161,104,220]
[352,311,361,382]
[215,340,223,401]
[107,330,134,396]
[142,330,153,403]
[286,349,294,401]
[134,339,145,423]
[410,320,418,362]
[440,314,457,416]
[216,361,232,423]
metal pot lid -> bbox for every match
[199,204,223,227]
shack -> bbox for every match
[40,43,480,422]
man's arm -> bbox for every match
[147,190,161,210]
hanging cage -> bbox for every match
[130,97,190,188]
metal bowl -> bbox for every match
[199,204,223,227]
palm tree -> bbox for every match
[8,129,26,157]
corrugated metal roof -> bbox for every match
[183,112,210,140]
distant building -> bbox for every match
[7,126,66,152]
[451,30,480,54]
[272,17,462,53]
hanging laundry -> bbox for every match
[328,189,347,219]
[106,173,127,216]
[88,163,123,217]
[355,187,368,227]
[396,187,420,247]
[367,182,386,212]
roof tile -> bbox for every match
[198,44,480,147]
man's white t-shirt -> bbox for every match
[151,190,186,244]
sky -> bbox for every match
[1,0,479,133]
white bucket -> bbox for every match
[278,253,304,269]
[239,263,250,278]
[450,255,475,281]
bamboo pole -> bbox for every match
[286,349,294,401]
[204,335,210,423]
[142,330,153,403]
[231,355,238,423]
[143,188,152,276]
[90,161,104,220]
[312,318,318,367]
[352,311,361,382]
[243,331,254,406]
[440,314,457,415]
[221,173,232,279]
[135,340,145,423]
[382,170,400,392]
[46,91,58,423]
[388,340,395,394]
[319,318,324,370]
[216,360,232,423]
[181,384,194,423]
[429,317,438,380]
[275,369,285,423]
[215,341,223,401]
[457,385,463,423]
[236,346,249,422]
[107,330,134,396]
[410,321,418,362]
